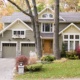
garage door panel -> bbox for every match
[2,43,16,58]
[21,43,35,56]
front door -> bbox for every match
[43,39,53,54]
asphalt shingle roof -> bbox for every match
[41,33,53,38]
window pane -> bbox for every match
[42,14,47,18]
[70,41,74,50]
[21,31,24,35]
[45,23,50,32]
[18,31,20,35]
[64,35,68,39]
[75,41,79,49]
[49,14,53,18]
[14,31,17,35]
[70,35,74,39]
[64,41,68,51]
[75,35,79,39]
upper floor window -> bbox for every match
[12,30,26,38]
[14,31,24,35]
[42,23,53,32]
[42,13,53,18]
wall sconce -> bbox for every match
[8,39,11,41]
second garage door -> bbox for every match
[2,43,16,58]
[21,43,35,56]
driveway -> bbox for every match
[0,58,15,80]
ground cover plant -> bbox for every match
[15,60,80,80]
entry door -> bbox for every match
[43,40,53,54]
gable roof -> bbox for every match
[1,12,31,23]
[0,18,33,34]
[38,7,54,16]
[59,23,80,34]
[1,8,80,23]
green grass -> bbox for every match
[14,60,80,80]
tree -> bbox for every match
[7,0,42,58]
[54,0,60,59]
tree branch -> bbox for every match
[8,0,32,17]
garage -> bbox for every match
[2,43,17,58]
[21,42,35,56]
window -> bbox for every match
[13,31,24,35]
[63,34,80,51]
[42,13,53,18]
[42,23,53,32]
[12,30,25,38]
[75,35,79,39]
[64,35,68,39]
[70,35,74,39]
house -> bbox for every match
[0,7,80,58]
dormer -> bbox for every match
[38,7,54,19]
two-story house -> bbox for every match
[0,7,80,58]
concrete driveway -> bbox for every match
[0,58,15,80]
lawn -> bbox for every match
[14,60,80,80]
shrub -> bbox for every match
[16,55,28,71]
[66,51,79,59]
[41,55,55,62]
[75,45,80,58]
[26,63,42,72]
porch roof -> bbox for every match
[40,33,53,38]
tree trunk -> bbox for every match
[54,0,61,59]
[32,0,42,58]
[25,0,37,53]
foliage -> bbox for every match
[41,55,55,62]
[26,63,42,72]
[37,3,45,12]
[15,60,80,79]
[75,45,80,58]
[61,42,66,57]
[66,51,79,59]
[16,55,28,71]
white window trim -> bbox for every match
[20,41,35,52]
[41,13,54,19]
[12,29,26,38]
[63,33,80,51]
[41,23,53,33]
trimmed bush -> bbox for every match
[66,51,79,59]
[16,55,28,71]
[41,55,55,62]
[26,63,42,72]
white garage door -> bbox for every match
[2,43,16,58]
[21,43,35,56]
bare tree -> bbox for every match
[54,0,61,59]
[7,0,42,58]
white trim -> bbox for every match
[1,41,18,57]
[41,37,53,39]
[0,18,33,35]
[63,33,80,51]
[20,41,35,52]
[12,29,26,38]
[59,16,65,21]
[59,23,80,34]
[38,7,54,16]
[41,23,53,33]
